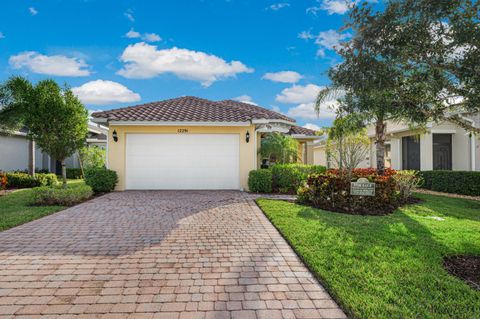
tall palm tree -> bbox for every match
[0,77,36,176]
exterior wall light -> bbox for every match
[246,131,250,143]
[112,130,118,142]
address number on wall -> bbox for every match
[177,128,189,133]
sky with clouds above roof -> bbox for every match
[0,0,377,130]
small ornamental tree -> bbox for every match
[24,80,88,188]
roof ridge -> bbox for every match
[219,99,296,123]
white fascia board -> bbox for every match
[291,134,321,140]
[428,129,457,134]
[109,121,252,127]
[86,138,107,143]
[252,118,296,125]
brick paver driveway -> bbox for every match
[0,191,346,319]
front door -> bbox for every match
[402,135,421,170]
[433,134,452,170]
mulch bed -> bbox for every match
[443,255,480,290]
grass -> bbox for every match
[0,179,85,232]
[257,193,480,319]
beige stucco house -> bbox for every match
[91,96,318,191]
[314,113,480,172]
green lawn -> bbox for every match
[0,180,85,232]
[257,194,480,319]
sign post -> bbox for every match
[350,177,375,196]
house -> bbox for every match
[0,123,108,174]
[91,96,319,191]
[314,113,480,171]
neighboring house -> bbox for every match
[0,123,108,174]
[314,112,480,171]
[91,96,319,191]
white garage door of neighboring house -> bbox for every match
[126,134,240,190]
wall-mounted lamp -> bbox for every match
[246,131,250,143]
[112,130,118,142]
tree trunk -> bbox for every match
[61,160,67,189]
[28,139,35,177]
[375,119,386,175]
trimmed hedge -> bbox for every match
[84,168,118,193]
[420,170,480,196]
[32,185,93,206]
[271,164,326,194]
[66,168,83,179]
[298,169,400,215]
[6,172,58,189]
[248,169,273,193]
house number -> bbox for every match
[177,128,188,133]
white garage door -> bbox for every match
[126,134,240,190]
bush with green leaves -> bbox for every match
[66,168,83,179]
[248,169,273,193]
[80,146,106,169]
[5,172,57,189]
[84,168,118,193]
[420,171,480,196]
[271,164,326,194]
[32,184,93,206]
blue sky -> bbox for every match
[0,0,355,129]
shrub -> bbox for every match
[420,171,480,196]
[271,164,326,194]
[248,169,273,193]
[32,185,93,206]
[80,146,106,169]
[298,168,400,215]
[393,170,423,202]
[84,168,118,193]
[5,172,57,188]
[66,168,83,179]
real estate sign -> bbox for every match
[350,178,375,196]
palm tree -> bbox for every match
[0,77,36,176]
[259,132,298,164]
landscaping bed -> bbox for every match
[257,194,480,319]
[444,255,480,291]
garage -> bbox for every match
[125,133,240,190]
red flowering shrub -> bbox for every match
[0,172,7,194]
[297,168,401,215]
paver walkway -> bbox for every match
[0,191,346,319]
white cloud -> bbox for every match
[262,71,302,83]
[29,7,38,16]
[0,32,5,39]
[307,0,354,15]
[125,29,162,42]
[117,42,254,87]
[142,33,161,42]
[303,123,321,131]
[275,84,322,104]
[71,80,141,105]
[9,51,91,76]
[124,9,134,22]
[233,95,258,105]
[287,102,337,120]
[125,29,141,38]
[267,3,290,11]
[299,29,350,58]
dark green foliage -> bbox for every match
[248,170,272,193]
[271,164,326,194]
[66,168,83,179]
[84,168,118,193]
[32,185,93,206]
[297,168,399,215]
[6,172,57,188]
[420,170,480,196]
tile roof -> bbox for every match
[91,96,295,123]
[288,125,318,136]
